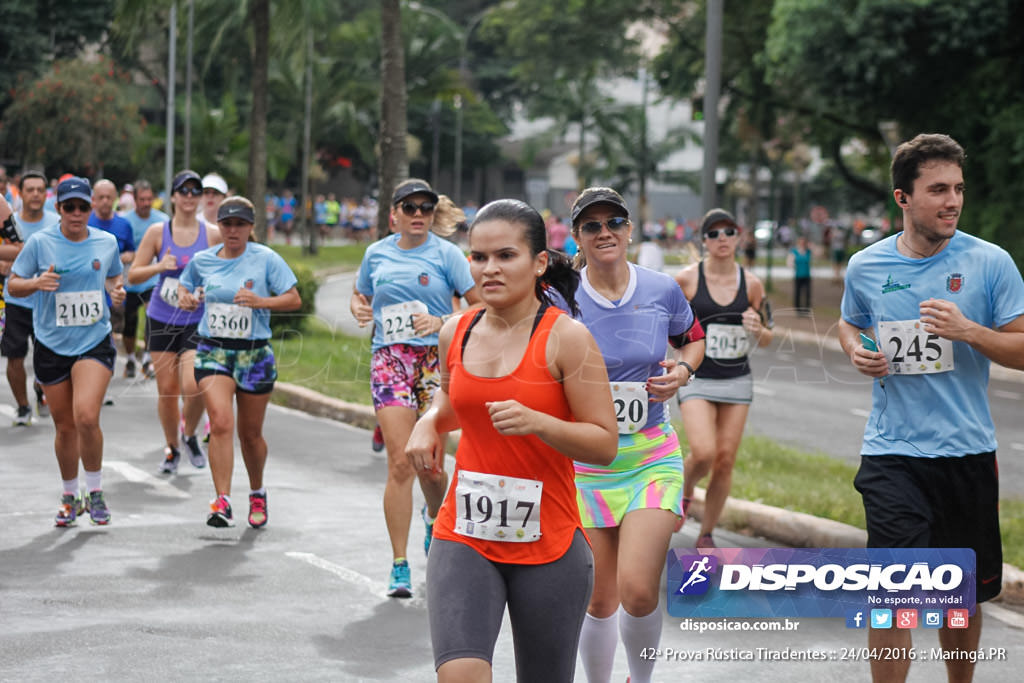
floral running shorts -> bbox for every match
[194,339,277,395]
[370,343,440,416]
[574,422,684,528]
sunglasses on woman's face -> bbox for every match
[578,216,630,235]
[177,186,203,197]
[399,201,435,216]
[705,227,738,239]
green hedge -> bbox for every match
[270,264,319,335]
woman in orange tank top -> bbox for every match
[406,199,618,683]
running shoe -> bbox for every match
[387,559,412,598]
[248,492,268,529]
[103,394,114,406]
[371,424,385,452]
[159,445,181,474]
[422,504,434,556]
[182,434,207,468]
[13,405,32,426]
[54,493,80,527]
[207,495,234,527]
[124,358,136,378]
[35,384,49,418]
[696,533,716,549]
[142,355,156,379]
[202,417,211,444]
[85,490,111,525]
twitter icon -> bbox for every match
[871,609,892,629]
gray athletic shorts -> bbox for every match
[677,374,753,405]
[427,529,593,681]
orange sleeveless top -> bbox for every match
[433,305,583,564]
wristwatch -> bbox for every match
[679,361,695,385]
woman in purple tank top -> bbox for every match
[127,170,222,475]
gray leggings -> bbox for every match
[427,529,594,682]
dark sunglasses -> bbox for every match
[578,216,630,235]
[62,201,91,213]
[176,186,203,197]
[705,227,738,239]
[399,201,435,216]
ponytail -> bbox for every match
[430,194,465,237]
[538,249,580,316]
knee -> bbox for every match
[207,412,234,436]
[712,449,738,475]
[618,579,660,616]
[238,433,265,453]
[388,456,416,483]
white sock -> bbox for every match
[579,611,618,683]
[250,488,266,496]
[619,606,662,683]
[62,477,80,496]
[84,469,102,493]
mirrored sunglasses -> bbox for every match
[62,201,92,213]
[579,216,630,235]
[176,186,203,197]
[705,227,738,239]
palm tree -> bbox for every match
[377,0,408,239]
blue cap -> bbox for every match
[172,170,202,193]
[56,177,93,204]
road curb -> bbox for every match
[273,380,1024,605]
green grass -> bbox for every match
[267,298,1024,569]
[270,244,367,274]
[272,317,372,404]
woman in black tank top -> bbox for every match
[672,209,773,549]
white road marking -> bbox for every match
[985,602,1024,630]
[286,551,424,608]
[801,358,824,367]
[752,385,776,396]
[993,389,1022,400]
[1011,443,1024,452]
[104,460,191,499]
[0,404,15,419]
[776,353,795,362]
[850,408,871,419]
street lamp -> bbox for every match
[453,9,493,206]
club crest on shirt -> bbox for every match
[946,273,963,294]
[418,272,430,286]
[245,279,255,290]
[92,259,101,271]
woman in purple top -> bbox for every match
[128,170,222,474]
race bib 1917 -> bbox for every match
[454,470,543,543]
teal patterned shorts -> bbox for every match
[194,339,277,394]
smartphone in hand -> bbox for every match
[859,332,878,352]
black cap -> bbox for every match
[570,187,629,223]
[217,202,255,224]
[700,208,738,235]
[392,179,439,205]
[172,170,202,193]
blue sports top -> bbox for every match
[575,263,694,430]
[3,210,59,307]
[841,230,1024,458]
[179,242,298,340]
[11,226,122,355]
[356,232,475,351]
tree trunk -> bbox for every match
[377,0,408,239]
[247,0,270,243]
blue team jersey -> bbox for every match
[123,208,170,293]
[356,233,475,351]
[11,226,122,355]
[575,263,695,430]
[180,242,298,340]
[4,210,59,307]
[88,213,135,254]
[841,231,1024,458]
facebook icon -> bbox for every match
[846,610,866,629]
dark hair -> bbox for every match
[19,170,47,192]
[891,133,965,195]
[470,199,580,316]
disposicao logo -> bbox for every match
[665,548,976,619]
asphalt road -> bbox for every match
[4,372,1024,682]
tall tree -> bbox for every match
[247,0,270,242]
[377,0,408,238]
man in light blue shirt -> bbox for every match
[839,133,1024,683]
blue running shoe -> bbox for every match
[85,490,111,526]
[422,504,434,556]
[54,494,80,527]
[387,560,412,598]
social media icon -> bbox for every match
[871,609,892,629]
[923,610,943,628]
[947,609,969,629]
[846,610,866,629]
[896,609,918,629]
